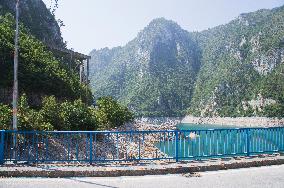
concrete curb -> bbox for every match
[1,157,284,177]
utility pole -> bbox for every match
[12,0,20,161]
[13,0,19,131]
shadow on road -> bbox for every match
[66,178,119,188]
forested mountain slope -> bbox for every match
[90,6,284,117]
[90,18,201,116]
[189,6,284,117]
[0,0,64,47]
[0,0,92,106]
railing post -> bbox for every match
[246,129,250,156]
[13,131,17,163]
[89,133,93,165]
[175,130,179,162]
[0,130,5,164]
[138,133,141,161]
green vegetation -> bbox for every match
[188,6,284,117]
[0,1,134,131]
[0,0,65,47]
[89,6,284,118]
[90,18,200,117]
[39,96,97,131]
[17,94,54,131]
[0,103,11,130]
[95,96,134,130]
[0,94,134,131]
[0,14,92,103]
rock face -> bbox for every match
[90,18,200,117]
[0,0,65,48]
[89,6,284,118]
[189,6,284,117]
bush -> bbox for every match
[1,94,134,131]
[95,96,134,130]
[40,96,61,130]
[263,103,284,119]
[40,96,133,131]
[40,96,98,131]
[58,100,98,131]
[18,94,53,131]
[0,103,11,130]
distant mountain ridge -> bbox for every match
[90,18,201,116]
[89,6,284,117]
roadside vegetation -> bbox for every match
[0,13,134,131]
[0,95,134,131]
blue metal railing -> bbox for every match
[0,127,283,164]
[0,130,4,164]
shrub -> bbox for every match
[263,103,284,119]
[17,94,53,131]
[59,99,98,131]
[0,103,11,130]
[95,96,134,130]
[40,96,61,130]
[1,94,134,131]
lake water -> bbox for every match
[156,123,281,159]
[177,123,241,130]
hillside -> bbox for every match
[90,18,201,116]
[0,0,92,105]
[89,5,284,117]
[189,6,284,117]
[0,0,64,47]
[0,0,135,131]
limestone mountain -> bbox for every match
[0,0,65,48]
[189,6,284,117]
[90,18,201,116]
[90,6,284,117]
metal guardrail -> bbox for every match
[0,130,4,164]
[0,127,283,164]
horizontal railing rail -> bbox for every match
[0,127,283,164]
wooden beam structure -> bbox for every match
[48,45,91,61]
[47,45,91,84]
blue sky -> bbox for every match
[43,0,284,54]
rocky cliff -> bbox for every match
[0,0,65,48]
[89,6,284,117]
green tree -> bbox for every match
[263,104,284,118]
[59,99,98,131]
[0,14,92,106]
[18,94,53,131]
[40,96,61,130]
[0,103,11,130]
[95,96,134,130]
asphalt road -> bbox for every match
[1,165,284,188]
